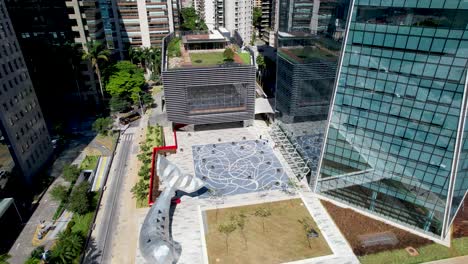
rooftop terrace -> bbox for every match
[165,31,253,69]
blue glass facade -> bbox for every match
[316,0,468,239]
[275,0,351,184]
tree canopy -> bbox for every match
[68,182,91,215]
[104,61,145,104]
[180,7,208,31]
[92,117,113,135]
[63,164,80,182]
[253,7,262,29]
[223,48,235,61]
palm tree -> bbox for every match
[82,41,110,99]
[218,221,237,254]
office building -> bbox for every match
[161,30,255,127]
[315,0,468,241]
[0,0,53,184]
[273,0,350,182]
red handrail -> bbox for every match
[148,128,179,205]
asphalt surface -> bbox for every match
[90,131,134,263]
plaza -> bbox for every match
[135,121,359,264]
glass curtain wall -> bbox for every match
[316,0,468,239]
[275,0,351,184]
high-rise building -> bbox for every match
[0,0,53,184]
[315,0,468,241]
[224,0,253,44]
[259,0,277,46]
[196,0,253,45]
[273,0,350,182]
[5,0,106,119]
[117,0,181,48]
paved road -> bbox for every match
[85,132,134,263]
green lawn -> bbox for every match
[238,52,251,64]
[359,237,468,264]
[190,52,226,66]
[80,156,99,171]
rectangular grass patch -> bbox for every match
[204,198,332,264]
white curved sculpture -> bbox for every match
[139,155,205,264]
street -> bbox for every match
[84,131,134,263]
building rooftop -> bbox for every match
[166,30,253,69]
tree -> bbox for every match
[254,207,271,232]
[68,182,91,215]
[131,179,149,201]
[218,221,237,254]
[180,7,208,31]
[253,7,262,29]
[109,95,132,113]
[140,92,154,107]
[51,185,69,202]
[231,212,248,247]
[298,218,315,248]
[50,232,84,264]
[104,61,145,104]
[0,254,10,264]
[63,164,80,182]
[81,41,110,99]
[223,48,235,62]
[30,246,45,259]
[92,117,113,136]
[256,54,266,71]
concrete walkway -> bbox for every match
[134,121,359,264]
[425,256,468,264]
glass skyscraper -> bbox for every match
[274,0,351,184]
[315,0,468,240]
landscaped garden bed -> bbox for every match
[204,199,332,264]
[321,199,468,264]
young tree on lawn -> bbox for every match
[50,185,69,202]
[223,48,235,62]
[231,212,248,247]
[254,207,272,232]
[63,164,80,182]
[218,221,237,254]
[68,182,91,215]
[298,218,314,248]
[131,179,149,201]
[81,41,110,99]
[92,117,113,136]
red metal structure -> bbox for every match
[148,128,178,205]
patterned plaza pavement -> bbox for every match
[193,139,288,196]
[135,121,359,264]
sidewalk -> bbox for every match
[425,255,468,264]
[8,139,88,264]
